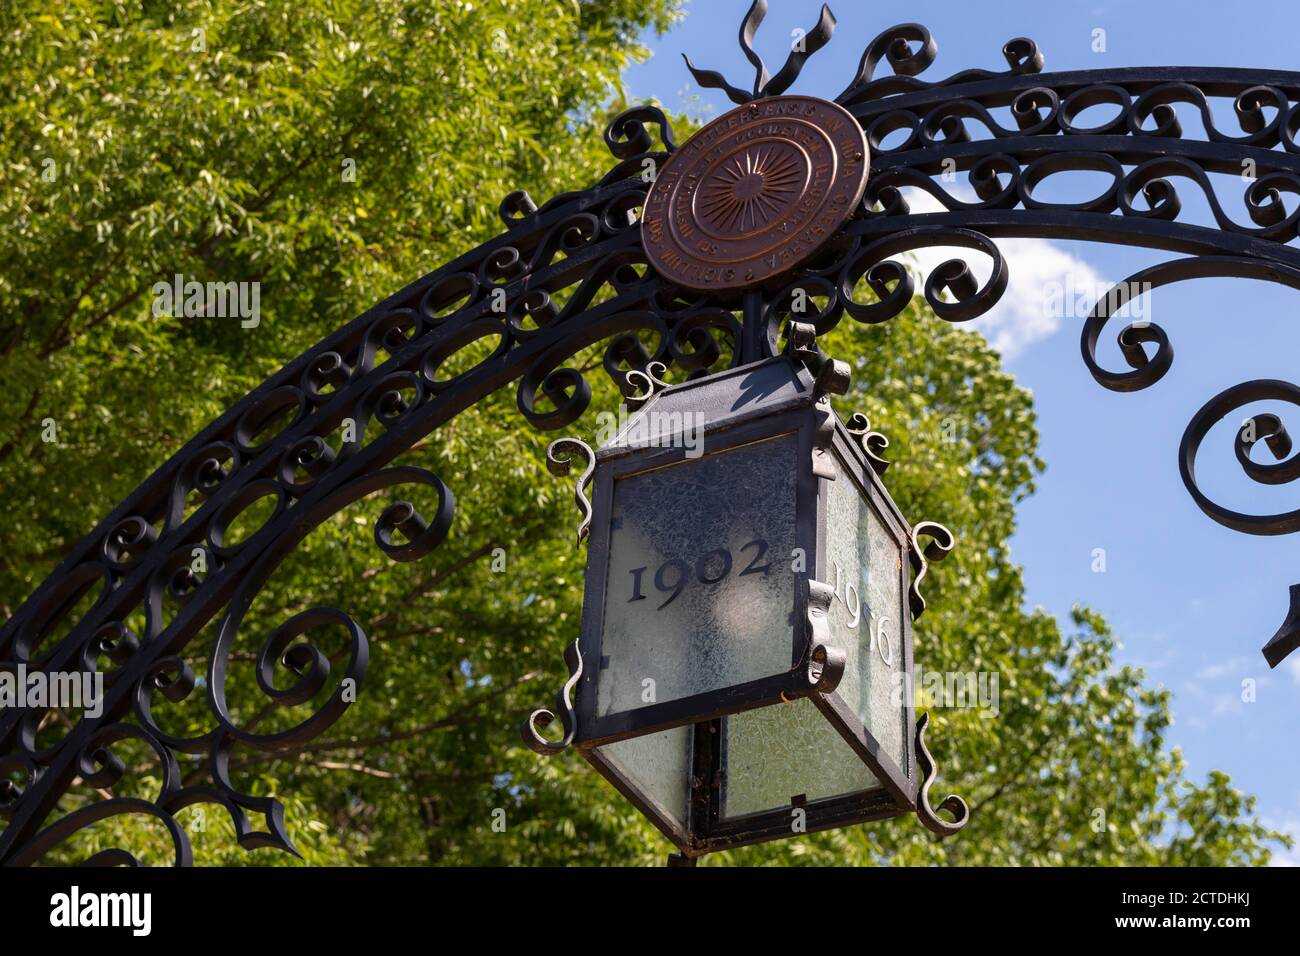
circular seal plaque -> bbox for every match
[641,95,869,291]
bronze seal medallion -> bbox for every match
[642,95,868,292]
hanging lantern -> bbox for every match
[523,332,967,861]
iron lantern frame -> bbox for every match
[531,352,956,858]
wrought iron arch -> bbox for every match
[5,0,1300,865]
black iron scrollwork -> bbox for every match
[909,521,955,621]
[546,438,597,548]
[1178,379,1300,536]
[1264,585,1300,669]
[520,638,583,757]
[1079,256,1300,664]
[1172,377,1300,666]
[844,412,890,476]
[914,712,970,837]
[837,24,1042,106]
[759,227,1010,362]
[622,360,671,412]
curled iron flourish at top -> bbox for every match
[682,0,836,105]
[604,105,677,160]
[681,8,1043,108]
[835,26,1043,106]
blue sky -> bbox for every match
[624,0,1300,861]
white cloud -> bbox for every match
[1211,692,1244,717]
[1263,814,1300,866]
[1287,655,1300,687]
[895,188,1108,360]
[1196,657,1252,681]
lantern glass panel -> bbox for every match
[721,699,880,819]
[825,451,910,771]
[597,726,693,831]
[596,432,800,718]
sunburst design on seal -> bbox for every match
[698,146,803,233]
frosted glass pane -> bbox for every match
[599,727,692,831]
[825,452,908,772]
[597,434,798,717]
[722,699,878,819]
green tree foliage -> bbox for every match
[0,0,673,592]
[0,0,1288,866]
